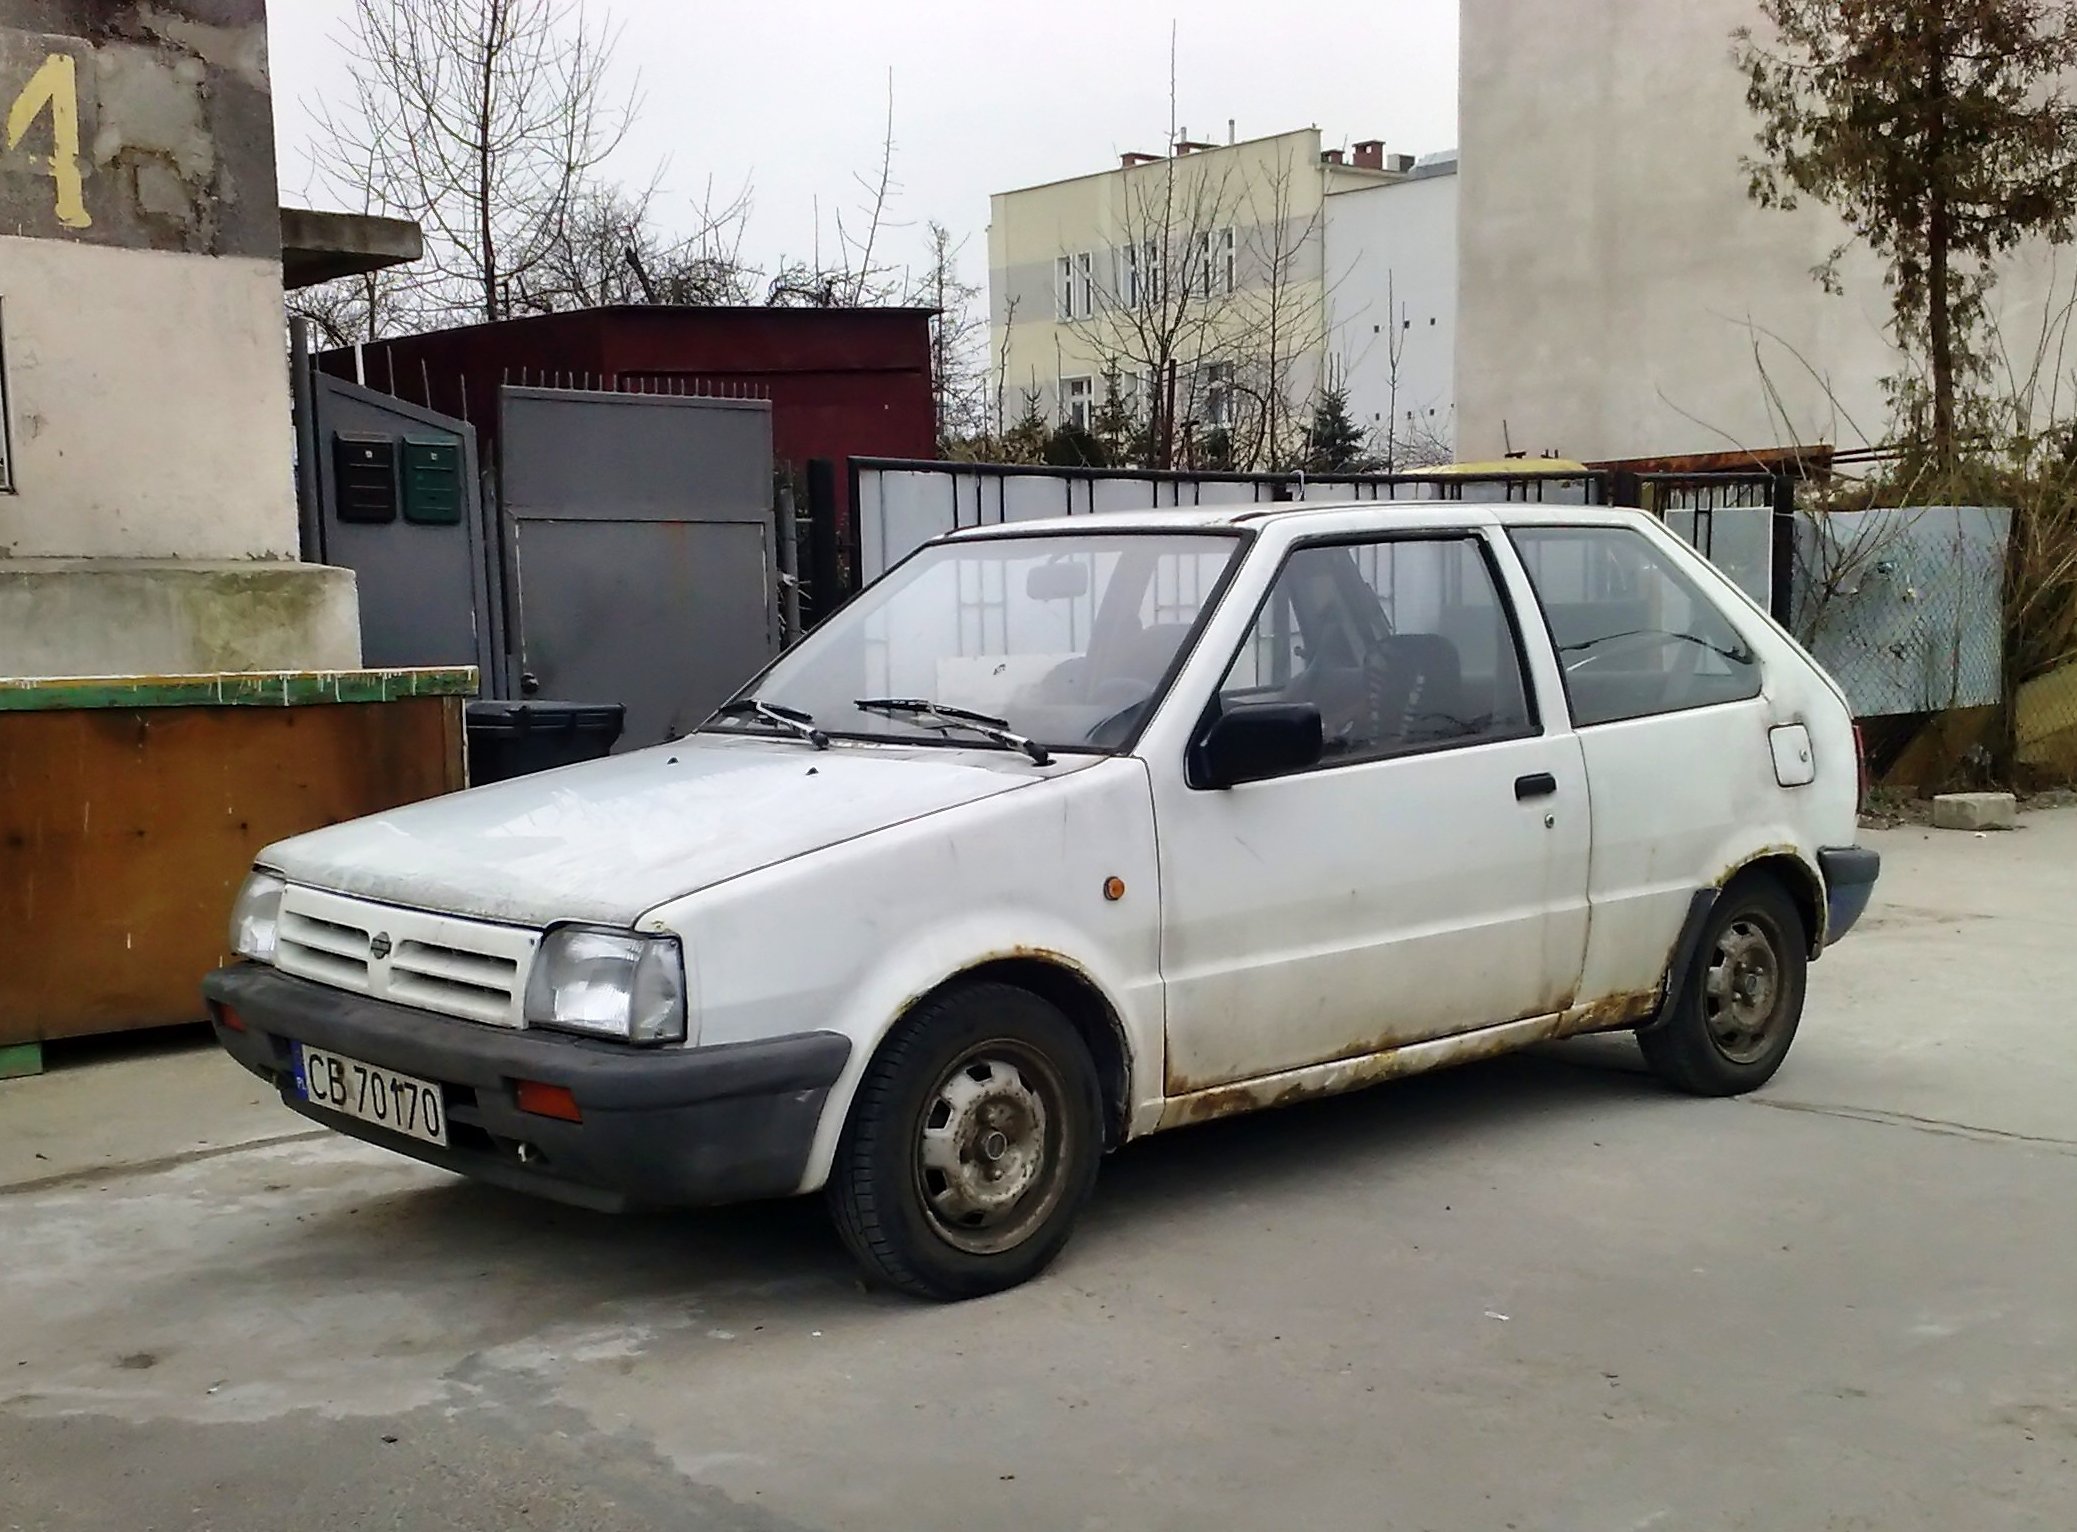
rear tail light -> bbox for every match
[1852,723,1870,810]
[514,1079,582,1122]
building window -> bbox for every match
[1121,240,1161,307]
[1058,252,1096,319]
[1197,227,1235,297]
[1204,362,1233,428]
[0,300,14,493]
[1062,375,1094,429]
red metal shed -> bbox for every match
[317,306,938,533]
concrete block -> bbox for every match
[1933,792,2017,831]
[0,560,360,678]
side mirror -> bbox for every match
[1026,558,1090,601]
[1193,702,1324,789]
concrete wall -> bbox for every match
[0,2,296,560]
[1456,0,2063,463]
[1327,163,1457,463]
[0,561,359,677]
[0,238,297,558]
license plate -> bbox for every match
[294,1044,449,1147]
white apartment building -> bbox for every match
[1324,153,1458,466]
[988,130,1456,466]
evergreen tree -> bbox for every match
[1304,382,1368,473]
[1093,366,1137,465]
[1002,389,1050,464]
[1738,0,2077,464]
[1044,422,1111,467]
[1195,427,1235,472]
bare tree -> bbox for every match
[1348,271,1452,470]
[523,176,757,310]
[312,0,639,329]
[765,71,906,309]
[1225,139,1335,470]
[1063,148,1245,467]
[906,221,989,447]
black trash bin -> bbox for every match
[465,700,626,785]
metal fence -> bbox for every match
[847,457,1793,616]
[838,458,2077,785]
[1787,504,2077,789]
[1790,507,2010,720]
[851,458,1614,584]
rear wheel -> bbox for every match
[827,982,1103,1300]
[1639,874,1808,1096]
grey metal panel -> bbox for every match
[511,518,775,748]
[496,386,778,746]
[501,388,772,522]
[312,374,492,679]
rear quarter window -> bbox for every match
[1509,526,1761,727]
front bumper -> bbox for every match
[1819,845,1882,944]
[203,963,850,1212]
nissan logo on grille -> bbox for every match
[368,932,393,961]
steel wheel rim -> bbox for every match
[913,1041,1069,1256]
[1703,913,1787,1065]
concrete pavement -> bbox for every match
[4,810,2076,1530]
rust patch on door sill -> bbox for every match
[1161,988,1664,1130]
[1556,987,1659,1036]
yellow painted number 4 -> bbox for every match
[6,53,90,230]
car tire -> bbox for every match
[826,981,1104,1301]
[1638,873,1809,1097]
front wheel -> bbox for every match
[1639,874,1808,1096]
[826,982,1104,1300]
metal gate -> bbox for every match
[304,373,497,679]
[497,387,777,749]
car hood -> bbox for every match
[264,735,1076,928]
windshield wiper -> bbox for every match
[852,698,1052,765]
[714,697,829,749]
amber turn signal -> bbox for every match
[1102,876,1126,901]
[514,1079,582,1122]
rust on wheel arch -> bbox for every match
[886,945,1135,1148]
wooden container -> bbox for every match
[0,669,474,1055]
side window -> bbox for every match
[1509,526,1761,727]
[1216,536,1535,765]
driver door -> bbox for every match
[1152,531,1592,1093]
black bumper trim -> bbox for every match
[1818,845,1881,945]
[203,964,850,1210]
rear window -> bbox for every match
[1509,526,1761,727]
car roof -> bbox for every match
[940,498,1654,539]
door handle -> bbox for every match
[1515,772,1558,800]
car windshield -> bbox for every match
[705,530,1244,754]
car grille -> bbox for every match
[274,886,538,1029]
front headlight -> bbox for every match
[229,870,286,963]
[524,926,687,1044]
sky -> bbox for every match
[267,0,1459,294]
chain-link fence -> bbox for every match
[1789,503,2077,788]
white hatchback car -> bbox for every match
[208,501,1879,1299]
